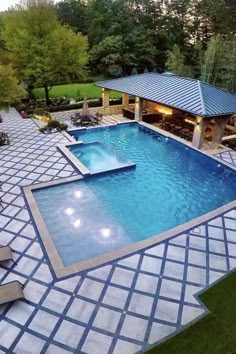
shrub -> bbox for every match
[47,120,61,129]
[16,103,26,112]
[60,123,68,131]
[110,98,122,106]
[131,67,138,75]
[39,121,68,134]
[33,107,45,115]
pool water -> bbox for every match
[34,123,236,265]
[68,142,135,173]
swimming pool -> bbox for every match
[32,123,236,268]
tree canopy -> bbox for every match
[166,44,191,77]
[54,0,236,91]
[2,0,88,103]
[0,64,25,110]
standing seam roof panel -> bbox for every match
[97,73,236,117]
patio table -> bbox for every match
[76,115,99,127]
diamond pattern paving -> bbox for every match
[0,109,235,353]
[215,150,236,167]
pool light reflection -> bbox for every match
[100,228,112,238]
[65,207,75,216]
[75,190,82,199]
[73,219,81,228]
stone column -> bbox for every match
[122,93,129,108]
[102,88,110,114]
[192,116,208,149]
[135,96,143,121]
[212,116,229,144]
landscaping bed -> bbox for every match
[17,97,130,116]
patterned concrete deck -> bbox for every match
[0,109,236,353]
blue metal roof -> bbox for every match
[96,73,236,117]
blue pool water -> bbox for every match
[34,123,236,265]
[68,142,135,173]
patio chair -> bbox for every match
[96,113,103,125]
[0,131,10,145]
[0,281,25,305]
[70,113,81,125]
[0,245,17,265]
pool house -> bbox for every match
[97,73,236,149]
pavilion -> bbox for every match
[96,73,236,148]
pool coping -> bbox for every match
[23,121,236,278]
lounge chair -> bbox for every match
[0,245,17,265]
[0,281,24,305]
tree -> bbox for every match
[0,64,24,110]
[56,0,87,34]
[86,0,161,72]
[201,35,236,92]
[90,27,157,76]
[90,35,123,76]
[0,12,9,65]
[3,0,88,105]
[219,36,236,93]
[162,0,194,49]
[166,44,191,77]
[201,36,223,84]
[198,0,236,38]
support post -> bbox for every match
[102,88,110,114]
[212,116,230,144]
[192,116,208,149]
[122,93,129,108]
[135,96,143,121]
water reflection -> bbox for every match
[100,227,112,238]
[65,207,75,216]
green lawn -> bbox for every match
[146,270,236,354]
[33,83,121,100]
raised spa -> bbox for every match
[68,141,135,174]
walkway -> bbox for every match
[0,109,236,353]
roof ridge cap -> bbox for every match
[197,81,206,116]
